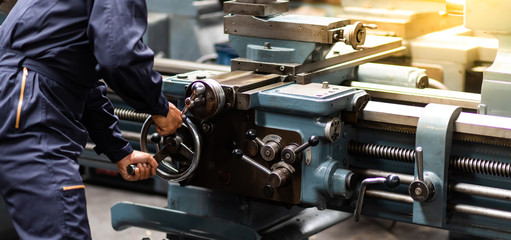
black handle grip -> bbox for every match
[232,149,244,159]
[308,136,320,147]
[245,129,257,140]
[385,174,400,188]
[127,164,138,175]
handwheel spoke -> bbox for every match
[161,160,179,173]
[179,143,195,160]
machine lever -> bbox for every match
[408,146,434,202]
[416,146,424,182]
[246,129,265,149]
[354,175,400,222]
[181,82,206,119]
[281,136,320,164]
[232,149,271,175]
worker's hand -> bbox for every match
[116,150,158,181]
[152,102,182,136]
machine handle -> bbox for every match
[246,129,265,148]
[127,132,163,175]
[415,146,424,182]
[293,136,320,153]
[408,146,434,202]
[232,149,271,175]
[281,136,320,164]
[181,82,207,119]
[354,175,400,222]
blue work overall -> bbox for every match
[0,0,169,239]
[0,49,92,239]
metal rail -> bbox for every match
[362,101,511,140]
[154,58,230,74]
[354,168,511,221]
[362,188,511,221]
[354,168,511,202]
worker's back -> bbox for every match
[0,0,98,88]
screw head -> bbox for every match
[415,187,423,196]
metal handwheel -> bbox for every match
[139,116,202,182]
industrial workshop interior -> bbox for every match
[3,0,511,239]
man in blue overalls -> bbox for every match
[0,0,183,239]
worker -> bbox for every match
[0,0,182,239]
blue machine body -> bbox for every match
[111,5,511,240]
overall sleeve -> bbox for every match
[81,82,134,163]
[87,0,168,116]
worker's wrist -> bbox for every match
[105,143,134,163]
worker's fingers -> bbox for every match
[152,102,182,136]
[116,151,158,181]
[137,162,151,180]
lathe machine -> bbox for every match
[109,0,511,239]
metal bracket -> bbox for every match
[414,103,461,227]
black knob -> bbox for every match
[263,185,274,198]
[232,149,244,159]
[150,133,161,143]
[246,129,257,140]
[385,174,400,188]
[308,136,320,146]
[127,164,137,175]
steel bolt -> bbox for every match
[265,150,271,156]
[415,187,423,196]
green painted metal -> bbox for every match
[414,104,461,227]
[256,83,367,116]
[230,35,317,64]
[111,202,260,240]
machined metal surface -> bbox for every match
[224,14,351,44]
[362,101,511,141]
[223,0,289,16]
[352,81,480,109]
[153,58,230,74]
[231,35,404,84]
[211,71,282,92]
[452,204,511,222]
[365,190,414,204]
[451,183,511,201]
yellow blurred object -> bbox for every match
[446,0,464,15]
